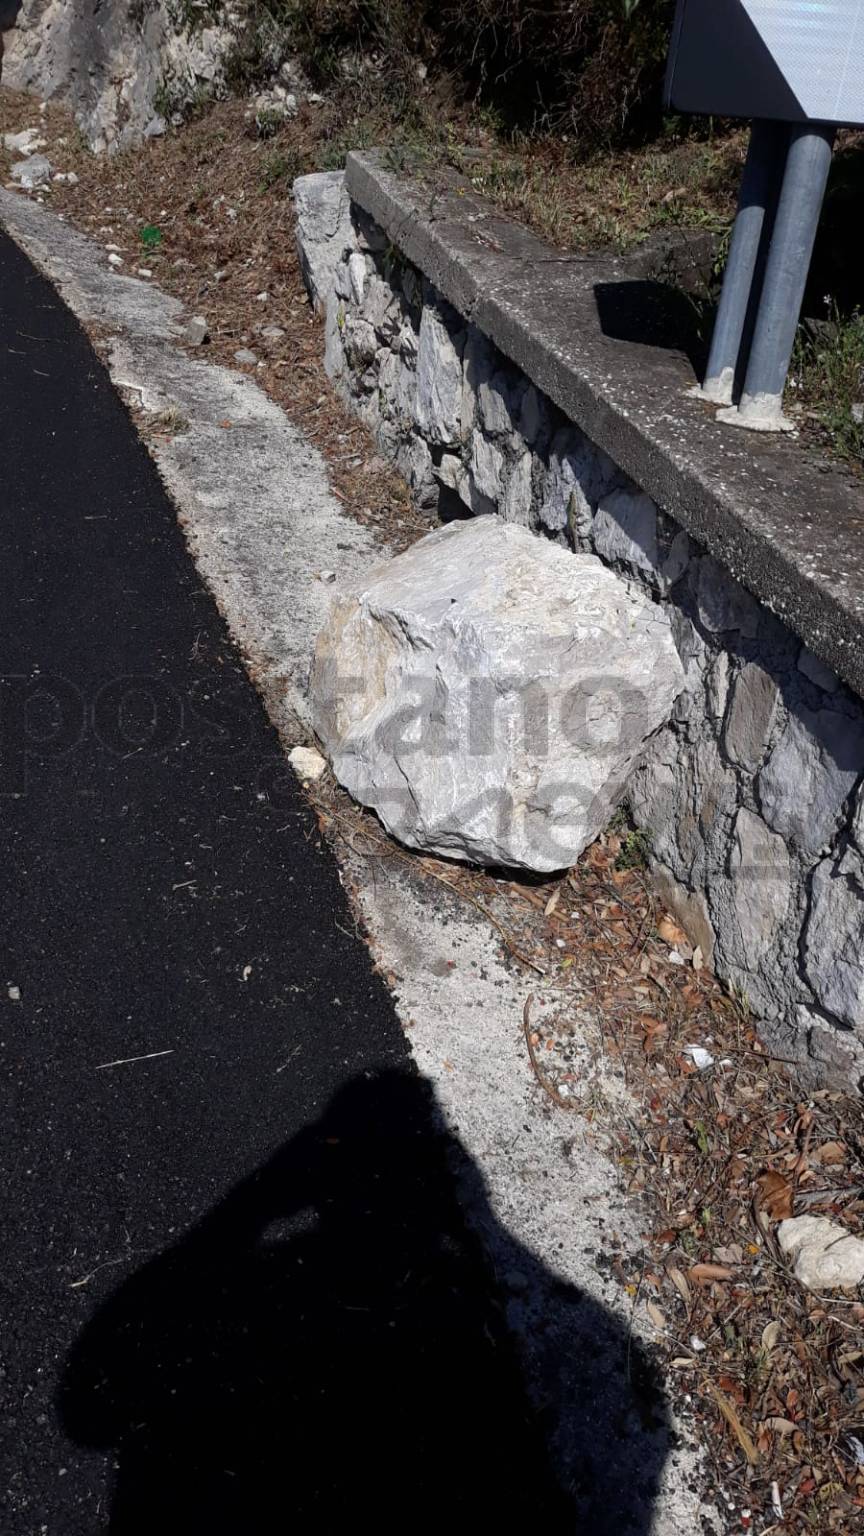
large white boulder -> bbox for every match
[311,519,684,871]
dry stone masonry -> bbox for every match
[295,167,864,1091]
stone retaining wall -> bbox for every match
[295,168,864,1091]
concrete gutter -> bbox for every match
[346,150,864,698]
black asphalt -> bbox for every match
[0,229,669,1533]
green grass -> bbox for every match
[614,828,652,871]
[259,145,305,189]
[791,305,864,473]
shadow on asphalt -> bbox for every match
[60,1071,670,1532]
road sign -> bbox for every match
[666,0,864,126]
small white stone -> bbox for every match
[778,1215,864,1290]
[683,1044,714,1069]
[186,314,209,346]
[288,746,328,783]
[137,267,153,278]
[108,253,123,267]
[233,348,257,366]
[10,154,54,190]
[7,985,21,1002]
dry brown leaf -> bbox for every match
[761,1320,782,1352]
[763,1416,797,1437]
[645,1300,666,1331]
[667,1265,692,1307]
[544,885,561,917]
[709,1383,760,1465]
[756,1169,794,1221]
[814,1140,847,1166]
[641,1014,667,1054]
[689,1262,736,1284]
[657,914,688,947]
[714,1243,744,1266]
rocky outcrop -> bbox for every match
[3,1,232,152]
[312,518,684,872]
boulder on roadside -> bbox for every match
[311,518,684,872]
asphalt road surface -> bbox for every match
[0,227,668,1534]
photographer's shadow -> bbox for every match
[60,1071,669,1531]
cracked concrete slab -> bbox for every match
[0,186,718,1532]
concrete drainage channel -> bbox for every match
[0,189,722,1529]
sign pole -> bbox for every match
[718,123,835,430]
[695,119,785,405]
